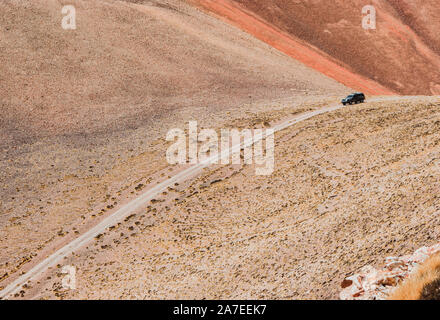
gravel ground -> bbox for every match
[14,96,440,300]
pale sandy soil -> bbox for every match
[12,96,440,300]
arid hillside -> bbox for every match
[0,0,349,289]
[191,0,440,95]
[0,0,347,146]
[19,96,440,300]
[3,0,440,301]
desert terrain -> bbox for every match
[0,0,347,293]
[193,0,440,95]
[1,0,440,300]
[13,96,440,299]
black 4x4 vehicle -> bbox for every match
[342,93,365,105]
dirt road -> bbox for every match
[0,98,352,299]
[3,95,437,299]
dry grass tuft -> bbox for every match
[389,254,440,300]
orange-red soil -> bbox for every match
[190,0,395,95]
[191,0,440,96]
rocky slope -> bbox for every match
[18,96,440,300]
[0,0,346,146]
[0,0,348,290]
[192,0,440,95]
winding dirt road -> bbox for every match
[0,96,413,299]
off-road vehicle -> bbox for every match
[342,93,365,105]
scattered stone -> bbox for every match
[340,243,440,300]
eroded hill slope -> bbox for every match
[0,0,349,288]
[0,0,347,146]
[192,0,440,95]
